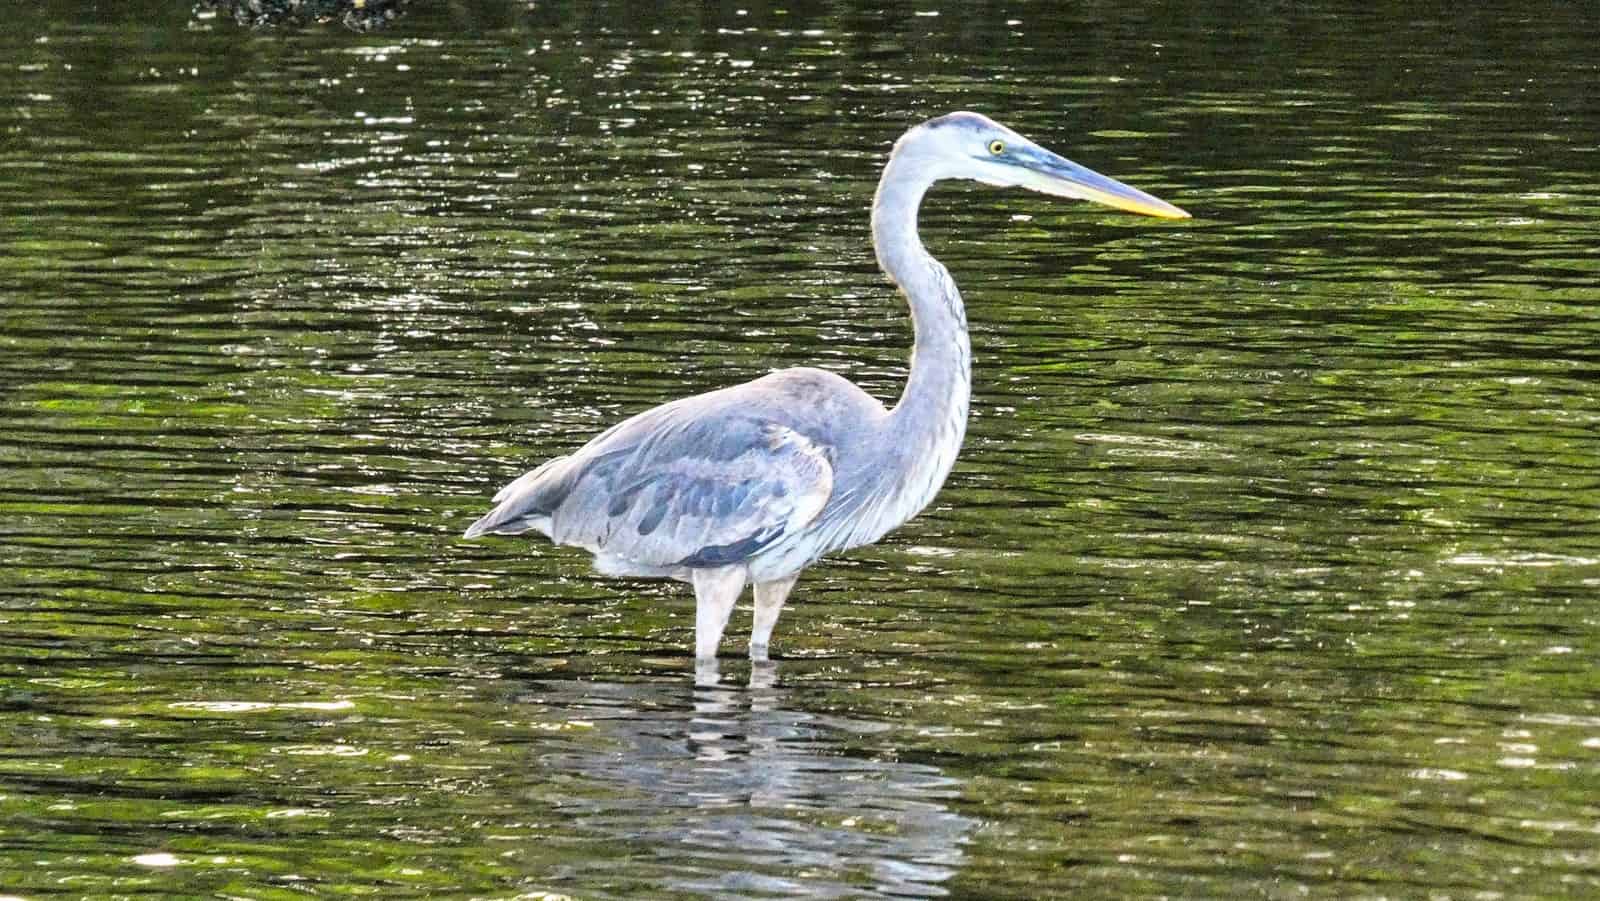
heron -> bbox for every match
[464,111,1187,665]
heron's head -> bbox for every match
[895,111,1189,219]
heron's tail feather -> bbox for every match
[462,455,573,539]
[462,510,545,539]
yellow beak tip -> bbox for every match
[1125,200,1191,220]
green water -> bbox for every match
[2,1,1598,897]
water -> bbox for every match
[3,1,1598,896]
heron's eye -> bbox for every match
[988,139,1006,155]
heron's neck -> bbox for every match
[872,157,971,496]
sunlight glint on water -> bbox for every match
[0,2,1597,897]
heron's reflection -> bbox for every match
[522,660,972,898]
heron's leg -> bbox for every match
[690,566,746,660]
[749,574,799,662]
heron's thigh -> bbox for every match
[691,566,747,658]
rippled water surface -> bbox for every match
[3,1,1598,897]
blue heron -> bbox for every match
[465,111,1188,663]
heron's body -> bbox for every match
[465,111,1187,665]
[477,365,925,583]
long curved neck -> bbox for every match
[871,152,971,505]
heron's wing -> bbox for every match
[552,411,835,570]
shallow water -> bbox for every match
[2,1,1598,897]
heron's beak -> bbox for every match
[1015,147,1189,219]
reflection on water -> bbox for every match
[2,0,1599,897]
[525,669,971,898]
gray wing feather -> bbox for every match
[553,411,833,570]
[465,389,836,572]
